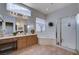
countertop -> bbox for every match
[0,34,37,40]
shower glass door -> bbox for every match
[60,16,76,50]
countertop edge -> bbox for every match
[0,34,37,40]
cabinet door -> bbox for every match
[17,37,23,50]
[32,35,38,44]
[22,37,27,48]
[31,36,35,45]
[25,36,30,47]
[29,35,38,45]
[17,37,26,50]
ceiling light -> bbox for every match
[46,8,48,11]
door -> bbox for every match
[61,16,76,49]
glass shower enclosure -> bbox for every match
[76,14,79,53]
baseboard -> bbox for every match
[76,50,79,54]
[55,45,77,54]
[38,38,56,45]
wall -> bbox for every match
[0,3,9,16]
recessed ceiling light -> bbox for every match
[46,8,48,11]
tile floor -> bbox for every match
[10,45,76,55]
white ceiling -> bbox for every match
[23,3,71,15]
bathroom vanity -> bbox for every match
[0,34,38,54]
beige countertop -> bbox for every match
[0,34,37,40]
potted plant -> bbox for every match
[12,32,17,36]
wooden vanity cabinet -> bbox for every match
[17,35,38,50]
[0,35,38,52]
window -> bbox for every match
[6,3,31,16]
[36,17,45,32]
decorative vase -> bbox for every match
[31,29,35,34]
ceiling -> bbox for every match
[23,3,71,15]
